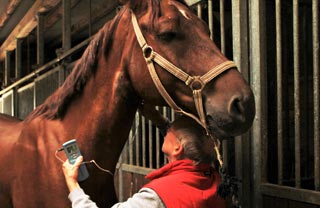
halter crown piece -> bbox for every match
[131,11,241,207]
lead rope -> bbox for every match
[211,135,241,208]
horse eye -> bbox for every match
[158,32,176,41]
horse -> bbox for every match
[0,0,255,207]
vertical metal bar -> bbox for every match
[0,96,2,113]
[26,36,30,74]
[162,106,168,164]
[135,113,140,166]
[249,0,267,207]
[142,116,146,167]
[293,0,301,188]
[33,79,37,110]
[62,0,71,50]
[155,106,160,168]
[171,108,175,121]
[4,50,12,87]
[222,140,228,170]
[312,0,319,191]
[219,0,225,54]
[36,13,44,66]
[208,0,213,39]
[232,0,250,206]
[14,38,22,116]
[118,154,124,202]
[276,0,283,185]
[148,120,153,168]
[129,127,133,165]
[197,3,202,19]
[15,38,22,79]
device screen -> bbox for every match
[67,145,77,154]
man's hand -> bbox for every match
[62,156,83,192]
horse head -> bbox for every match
[120,0,255,139]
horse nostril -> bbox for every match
[228,96,245,122]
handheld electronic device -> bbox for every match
[62,139,89,182]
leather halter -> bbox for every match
[131,11,237,132]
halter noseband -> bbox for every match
[131,11,237,132]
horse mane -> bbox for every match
[25,8,126,122]
[24,0,187,122]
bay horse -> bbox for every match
[0,0,255,207]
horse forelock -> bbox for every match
[25,9,126,122]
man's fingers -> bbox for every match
[62,156,83,169]
[75,156,83,166]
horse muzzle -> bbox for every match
[206,88,256,138]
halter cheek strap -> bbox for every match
[131,11,237,132]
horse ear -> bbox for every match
[120,0,150,15]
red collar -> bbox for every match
[145,159,212,180]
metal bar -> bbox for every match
[0,96,2,113]
[15,38,22,79]
[129,127,133,165]
[208,0,213,39]
[249,0,267,207]
[155,106,160,168]
[162,106,168,164]
[117,155,124,202]
[261,183,320,205]
[14,38,21,117]
[219,0,225,54]
[142,116,146,167]
[0,37,92,96]
[293,0,301,188]
[135,113,140,166]
[197,3,202,19]
[156,128,160,168]
[232,1,250,206]
[4,50,12,87]
[313,0,319,191]
[276,0,283,185]
[222,140,228,169]
[148,120,153,168]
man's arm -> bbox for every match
[63,157,165,208]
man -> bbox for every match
[62,115,226,208]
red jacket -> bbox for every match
[144,159,226,208]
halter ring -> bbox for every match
[188,76,205,91]
[142,45,155,62]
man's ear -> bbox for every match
[172,142,184,157]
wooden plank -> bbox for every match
[0,0,61,59]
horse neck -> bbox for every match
[62,61,140,169]
[61,10,142,168]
